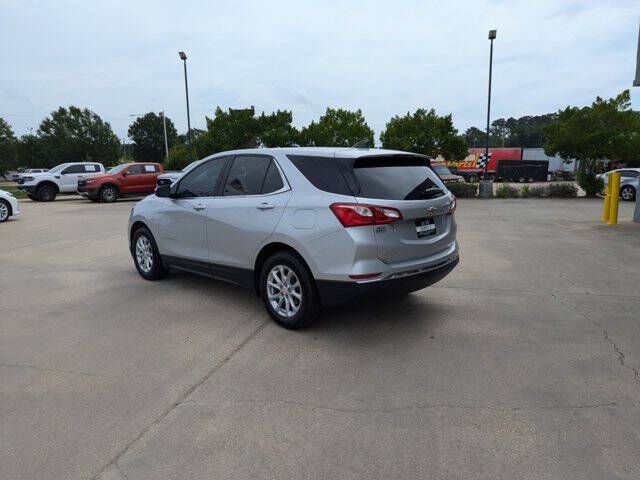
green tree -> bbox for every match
[195,106,261,157]
[380,108,467,160]
[165,143,191,171]
[128,112,178,163]
[258,110,299,147]
[0,118,18,176]
[37,106,121,167]
[464,126,486,148]
[544,90,640,196]
[299,108,374,147]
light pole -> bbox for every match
[179,51,193,162]
[484,29,497,179]
[160,111,169,159]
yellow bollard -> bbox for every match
[601,181,611,222]
[608,171,621,225]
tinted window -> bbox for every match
[126,164,145,174]
[619,170,639,178]
[261,161,284,194]
[349,155,446,200]
[62,164,85,174]
[177,158,226,197]
[287,155,352,195]
[223,156,270,196]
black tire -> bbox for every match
[27,194,39,201]
[36,184,57,202]
[620,185,636,202]
[0,199,10,222]
[260,251,320,329]
[131,226,168,280]
[100,185,119,203]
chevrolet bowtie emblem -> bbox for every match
[426,207,438,216]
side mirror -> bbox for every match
[122,171,129,176]
[155,184,171,197]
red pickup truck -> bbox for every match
[77,162,163,203]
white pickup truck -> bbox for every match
[17,162,105,201]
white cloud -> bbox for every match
[1,0,639,140]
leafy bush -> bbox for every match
[495,184,520,198]
[164,143,191,171]
[520,185,531,198]
[446,181,478,198]
[576,170,603,197]
[528,186,546,197]
[546,182,578,198]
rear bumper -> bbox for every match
[316,255,459,306]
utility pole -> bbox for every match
[178,51,193,162]
[484,29,497,179]
[160,111,169,159]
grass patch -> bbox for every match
[0,182,27,199]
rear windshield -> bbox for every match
[287,154,446,200]
[347,155,446,200]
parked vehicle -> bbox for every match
[598,168,639,201]
[430,160,465,184]
[17,162,105,201]
[446,147,521,183]
[495,160,549,182]
[12,168,48,181]
[0,189,20,222]
[129,147,459,329]
[77,162,163,202]
[156,159,205,187]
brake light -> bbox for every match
[330,203,403,227]
[448,196,456,214]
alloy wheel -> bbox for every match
[621,187,634,201]
[103,187,117,202]
[135,235,154,273]
[267,265,302,318]
[0,202,8,221]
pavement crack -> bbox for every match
[550,293,640,385]
[90,315,268,480]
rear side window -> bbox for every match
[261,161,284,194]
[223,156,271,196]
[62,164,85,174]
[127,165,145,174]
[619,170,639,178]
[287,155,352,195]
[347,155,446,200]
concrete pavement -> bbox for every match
[1,197,639,479]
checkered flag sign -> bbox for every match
[476,152,491,169]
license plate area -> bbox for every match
[415,218,436,238]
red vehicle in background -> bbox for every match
[77,162,163,203]
[446,147,522,183]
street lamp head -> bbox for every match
[488,29,497,40]
[178,51,187,60]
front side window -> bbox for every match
[176,158,227,198]
[223,156,271,196]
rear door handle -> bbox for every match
[256,202,275,210]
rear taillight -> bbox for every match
[448,196,456,214]
[330,203,403,227]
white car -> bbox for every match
[598,168,639,201]
[0,189,20,222]
[17,162,105,201]
[11,168,48,182]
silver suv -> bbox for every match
[128,147,459,328]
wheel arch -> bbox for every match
[36,180,60,193]
[253,242,314,297]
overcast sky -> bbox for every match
[1,0,639,142]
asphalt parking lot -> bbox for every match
[2,197,640,480]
